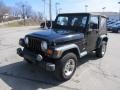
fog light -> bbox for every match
[37,54,43,62]
[17,48,23,56]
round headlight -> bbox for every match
[24,37,29,45]
[41,41,47,51]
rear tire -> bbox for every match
[54,53,77,81]
[96,41,107,58]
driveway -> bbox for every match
[0,27,120,90]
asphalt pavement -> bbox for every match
[0,27,120,90]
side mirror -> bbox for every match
[47,21,55,28]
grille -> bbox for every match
[28,37,42,52]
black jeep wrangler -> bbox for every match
[17,13,108,81]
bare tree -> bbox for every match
[25,5,32,18]
[15,2,34,25]
[10,6,21,17]
[0,1,10,22]
[0,0,44,25]
[15,2,33,18]
[37,12,43,21]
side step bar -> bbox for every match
[80,51,88,58]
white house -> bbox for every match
[3,13,10,19]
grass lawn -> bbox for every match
[1,19,40,28]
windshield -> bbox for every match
[53,14,88,31]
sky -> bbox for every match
[1,0,120,19]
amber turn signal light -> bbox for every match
[47,49,53,55]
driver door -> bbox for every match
[86,15,99,51]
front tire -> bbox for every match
[96,41,107,58]
[55,53,77,81]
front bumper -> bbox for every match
[17,48,55,71]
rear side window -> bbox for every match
[100,17,106,30]
[90,16,99,29]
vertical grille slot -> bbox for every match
[28,37,41,52]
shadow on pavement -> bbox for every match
[78,52,99,65]
[0,53,99,90]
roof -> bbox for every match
[58,12,107,18]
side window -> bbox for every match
[100,17,106,30]
[90,16,99,29]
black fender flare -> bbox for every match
[53,44,81,59]
[96,35,108,48]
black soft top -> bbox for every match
[58,13,107,18]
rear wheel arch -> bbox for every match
[96,36,108,48]
[102,37,108,42]
[96,41,107,58]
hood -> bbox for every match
[28,29,84,45]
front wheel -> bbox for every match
[96,41,107,58]
[55,53,77,81]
